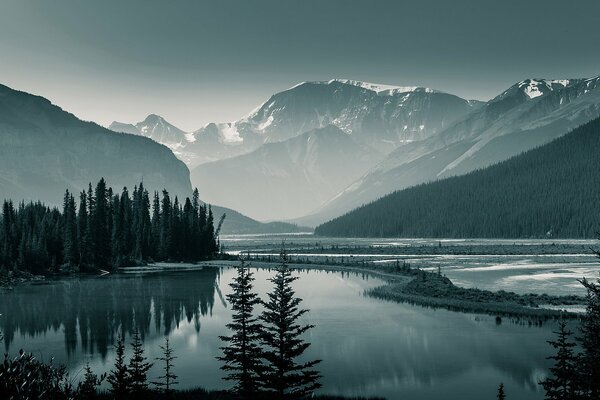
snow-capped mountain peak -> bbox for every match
[287,79,440,95]
[495,78,583,102]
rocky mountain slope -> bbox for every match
[0,84,192,205]
[300,76,600,226]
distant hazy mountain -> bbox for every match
[191,125,384,220]
[315,116,600,238]
[301,75,600,226]
[109,115,197,164]
[210,204,310,235]
[0,84,192,205]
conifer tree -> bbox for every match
[497,382,506,400]
[93,178,111,268]
[577,278,600,399]
[259,249,322,399]
[540,321,579,400]
[62,190,79,267]
[218,259,263,398]
[78,191,89,267]
[77,362,103,400]
[153,337,178,396]
[107,333,130,400]
[128,329,153,398]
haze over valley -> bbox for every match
[2,2,600,400]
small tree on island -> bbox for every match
[217,259,263,398]
[259,249,322,399]
[128,329,153,398]
[497,382,506,400]
[539,321,579,400]
[153,337,178,397]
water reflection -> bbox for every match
[0,268,218,358]
[0,267,556,400]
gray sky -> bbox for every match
[1,0,599,131]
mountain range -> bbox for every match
[315,116,600,238]
[112,79,482,220]
[0,83,305,235]
[112,76,600,226]
[297,76,600,226]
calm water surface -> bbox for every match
[1,266,559,400]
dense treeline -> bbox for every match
[0,178,218,273]
[316,117,600,238]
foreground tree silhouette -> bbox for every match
[107,333,130,399]
[128,330,154,398]
[217,259,263,398]
[539,321,579,400]
[77,362,104,400]
[153,337,178,397]
[259,250,322,399]
[577,278,600,399]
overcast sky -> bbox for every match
[1,0,599,131]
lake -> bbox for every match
[2,235,599,399]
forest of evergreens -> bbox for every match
[316,117,600,238]
[0,178,218,273]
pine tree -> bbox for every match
[77,362,103,400]
[218,260,263,398]
[159,190,172,260]
[128,329,153,398]
[107,333,130,399]
[497,382,506,400]
[62,190,79,267]
[540,321,579,400]
[93,178,111,268]
[153,337,178,396]
[577,278,600,399]
[259,250,322,399]
[78,191,89,267]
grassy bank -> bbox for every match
[366,264,584,320]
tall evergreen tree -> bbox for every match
[153,337,178,396]
[540,321,579,400]
[577,278,600,399]
[107,333,130,400]
[128,329,153,398]
[62,190,79,267]
[218,260,263,398]
[78,191,89,267]
[259,250,322,399]
[93,178,111,268]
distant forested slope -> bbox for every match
[315,117,600,238]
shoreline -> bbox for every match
[198,259,585,320]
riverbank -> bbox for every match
[198,259,586,320]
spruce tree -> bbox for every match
[497,382,506,400]
[62,190,79,267]
[77,362,103,400]
[259,250,322,399]
[218,260,263,398]
[577,278,600,399]
[540,321,579,400]
[107,333,130,399]
[153,337,178,396]
[128,329,153,398]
